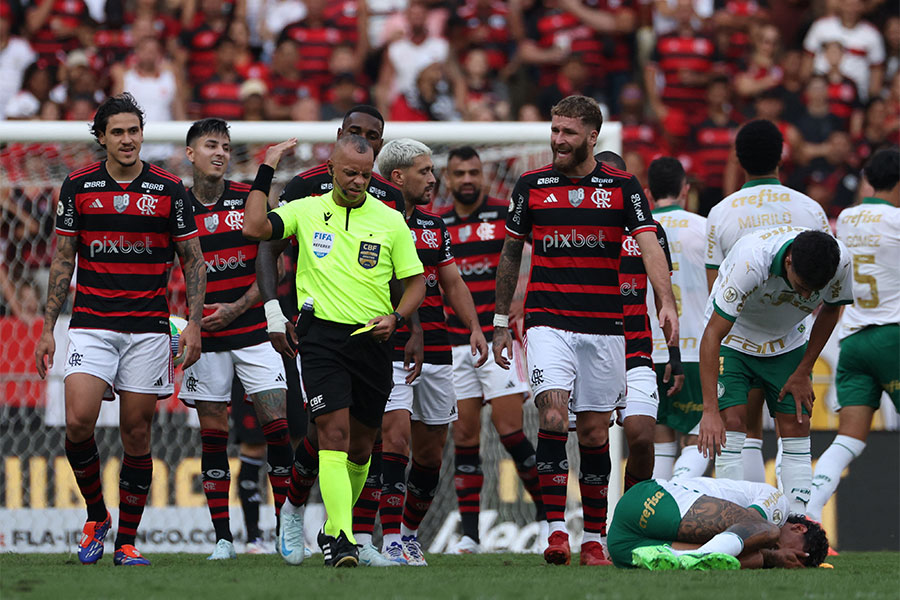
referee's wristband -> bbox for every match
[493,314,509,328]
[264,299,288,334]
[251,164,275,196]
[667,345,683,376]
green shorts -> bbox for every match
[607,480,681,568]
[656,362,702,434]
[717,344,809,417]
[837,324,900,412]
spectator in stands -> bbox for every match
[230,19,267,81]
[5,61,55,120]
[617,83,661,170]
[390,60,462,122]
[376,0,449,113]
[376,0,447,50]
[819,41,864,137]
[25,0,89,65]
[854,98,891,165]
[0,8,37,120]
[448,0,514,77]
[193,37,245,120]
[537,53,601,119]
[796,74,844,168]
[734,23,783,104]
[458,47,510,121]
[518,103,541,121]
[65,96,95,121]
[177,0,230,85]
[790,131,860,217]
[884,16,899,84]
[652,0,712,37]
[264,38,310,120]
[260,0,307,50]
[885,72,900,144]
[126,0,181,48]
[112,36,185,122]
[240,78,267,121]
[290,95,322,121]
[803,0,885,101]
[777,48,807,121]
[50,50,104,110]
[321,72,367,120]
[692,76,742,215]
[644,0,721,124]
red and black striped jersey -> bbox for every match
[267,73,318,105]
[506,161,655,335]
[55,161,198,334]
[393,208,455,365]
[450,0,513,72]
[692,117,740,190]
[27,0,88,63]
[440,197,508,345]
[622,122,662,168]
[619,223,671,370]
[652,34,719,114]
[195,76,244,120]
[179,24,221,83]
[278,18,353,92]
[826,77,861,128]
[189,181,267,352]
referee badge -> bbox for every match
[358,241,381,269]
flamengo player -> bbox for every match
[808,149,900,522]
[646,158,711,481]
[440,146,541,555]
[597,151,677,499]
[698,227,853,516]
[34,94,205,566]
[258,106,407,567]
[177,118,291,560]
[493,96,678,566]
[377,139,488,566]
[705,119,830,483]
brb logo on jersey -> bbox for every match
[542,229,606,252]
[89,235,154,257]
[137,194,159,216]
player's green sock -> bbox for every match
[319,450,356,544]
[347,457,371,505]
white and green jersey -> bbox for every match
[705,226,854,356]
[835,198,900,340]
[705,179,830,269]
[659,477,789,525]
[649,205,708,363]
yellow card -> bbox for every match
[351,324,376,336]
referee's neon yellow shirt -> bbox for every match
[269,190,423,325]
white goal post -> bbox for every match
[0,119,625,553]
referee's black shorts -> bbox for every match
[299,318,392,429]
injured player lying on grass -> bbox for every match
[608,477,829,570]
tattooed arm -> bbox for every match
[35,235,78,378]
[175,236,206,369]
[201,280,261,332]
[492,235,525,369]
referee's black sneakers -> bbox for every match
[318,528,359,567]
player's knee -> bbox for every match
[413,444,443,469]
[316,424,350,451]
[381,429,410,456]
[452,416,480,446]
[722,411,746,432]
[120,423,151,454]
[65,420,95,443]
[577,424,609,447]
[538,407,569,433]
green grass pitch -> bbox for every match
[2,552,898,600]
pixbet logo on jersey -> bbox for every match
[541,229,606,252]
[205,251,248,272]
[89,235,154,257]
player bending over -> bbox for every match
[608,477,829,569]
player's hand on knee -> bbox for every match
[34,331,55,379]
[698,412,725,458]
[179,321,202,369]
[778,371,814,424]
[492,327,513,370]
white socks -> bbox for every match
[582,531,604,544]
[281,499,301,515]
[653,442,678,479]
[715,431,746,480]
[807,435,866,522]
[781,437,812,514]
[383,532,402,547]
[672,445,709,480]
[672,531,744,557]
[775,437,784,490]
[548,520,568,535]
[355,532,373,547]
[741,437,766,482]
[401,524,417,538]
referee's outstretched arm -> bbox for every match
[243,138,298,241]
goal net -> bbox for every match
[0,120,628,554]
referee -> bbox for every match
[243,135,425,567]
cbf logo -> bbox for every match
[358,241,380,268]
[592,188,612,208]
[137,194,158,216]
